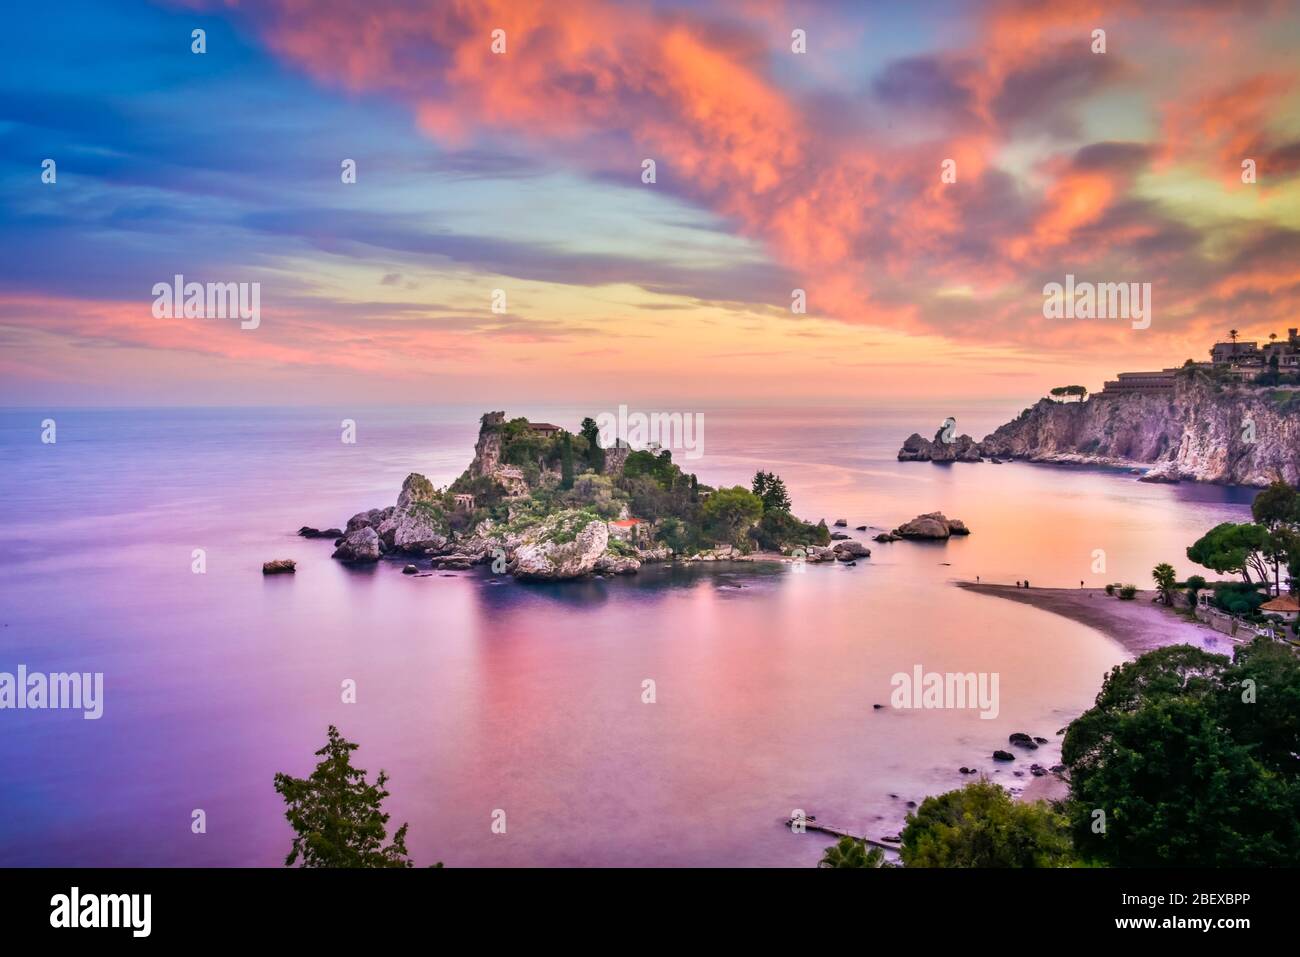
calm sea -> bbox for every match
[0,405,1255,866]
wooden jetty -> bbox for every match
[783,816,898,851]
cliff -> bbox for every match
[899,377,1300,486]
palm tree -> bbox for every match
[1229,328,1239,344]
[818,836,887,868]
[1152,562,1178,606]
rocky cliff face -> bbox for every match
[901,378,1300,486]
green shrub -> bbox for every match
[1119,584,1137,600]
[1104,583,1115,596]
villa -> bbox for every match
[1260,595,1300,622]
[1098,328,1300,395]
[1208,328,1300,381]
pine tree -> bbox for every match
[273,726,416,868]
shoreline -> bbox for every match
[957,581,1241,809]
[956,581,1238,657]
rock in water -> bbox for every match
[897,428,982,462]
[262,559,296,575]
[832,540,871,560]
[298,526,343,539]
[993,750,1015,762]
[892,512,972,540]
[332,527,381,563]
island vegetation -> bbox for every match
[323,411,838,580]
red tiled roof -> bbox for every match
[610,519,643,527]
[1261,595,1300,611]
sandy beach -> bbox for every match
[956,582,1240,657]
[958,581,1244,806]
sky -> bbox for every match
[1,0,1299,406]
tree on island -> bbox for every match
[818,836,888,868]
[1062,641,1300,867]
[700,486,764,546]
[750,470,792,512]
[559,432,575,490]
[273,726,426,868]
[579,417,604,473]
[899,778,1075,867]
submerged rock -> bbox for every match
[298,526,342,539]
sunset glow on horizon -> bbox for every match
[3,0,1299,406]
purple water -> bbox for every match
[0,405,1254,866]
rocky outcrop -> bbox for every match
[897,427,983,463]
[396,472,438,509]
[332,526,381,563]
[901,376,1300,486]
[892,512,971,540]
[298,526,342,539]
[262,559,296,574]
[507,513,611,580]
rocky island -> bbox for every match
[318,412,843,581]
[899,350,1300,486]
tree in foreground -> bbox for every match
[274,725,416,868]
[1062,641,1300,866]
[899,778,1075,867]
[818,836,888,868]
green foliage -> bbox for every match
[751,470,792,512]
[1104,583,1115,596]
[1252,480,1300,529]
[580,417,604,473]
[900,779,1076,867]
[751,508,826,551]
[1213,581,1267,617]
[1062,641,1300,866]
[560,433,575,490]
[818,837,888,869]
[273,726,415,868]
[1118,583,1137,600]
[1187,522,1271,584]
[656,516,700,555]
[561,473,625,519]
[700,486,764,547]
